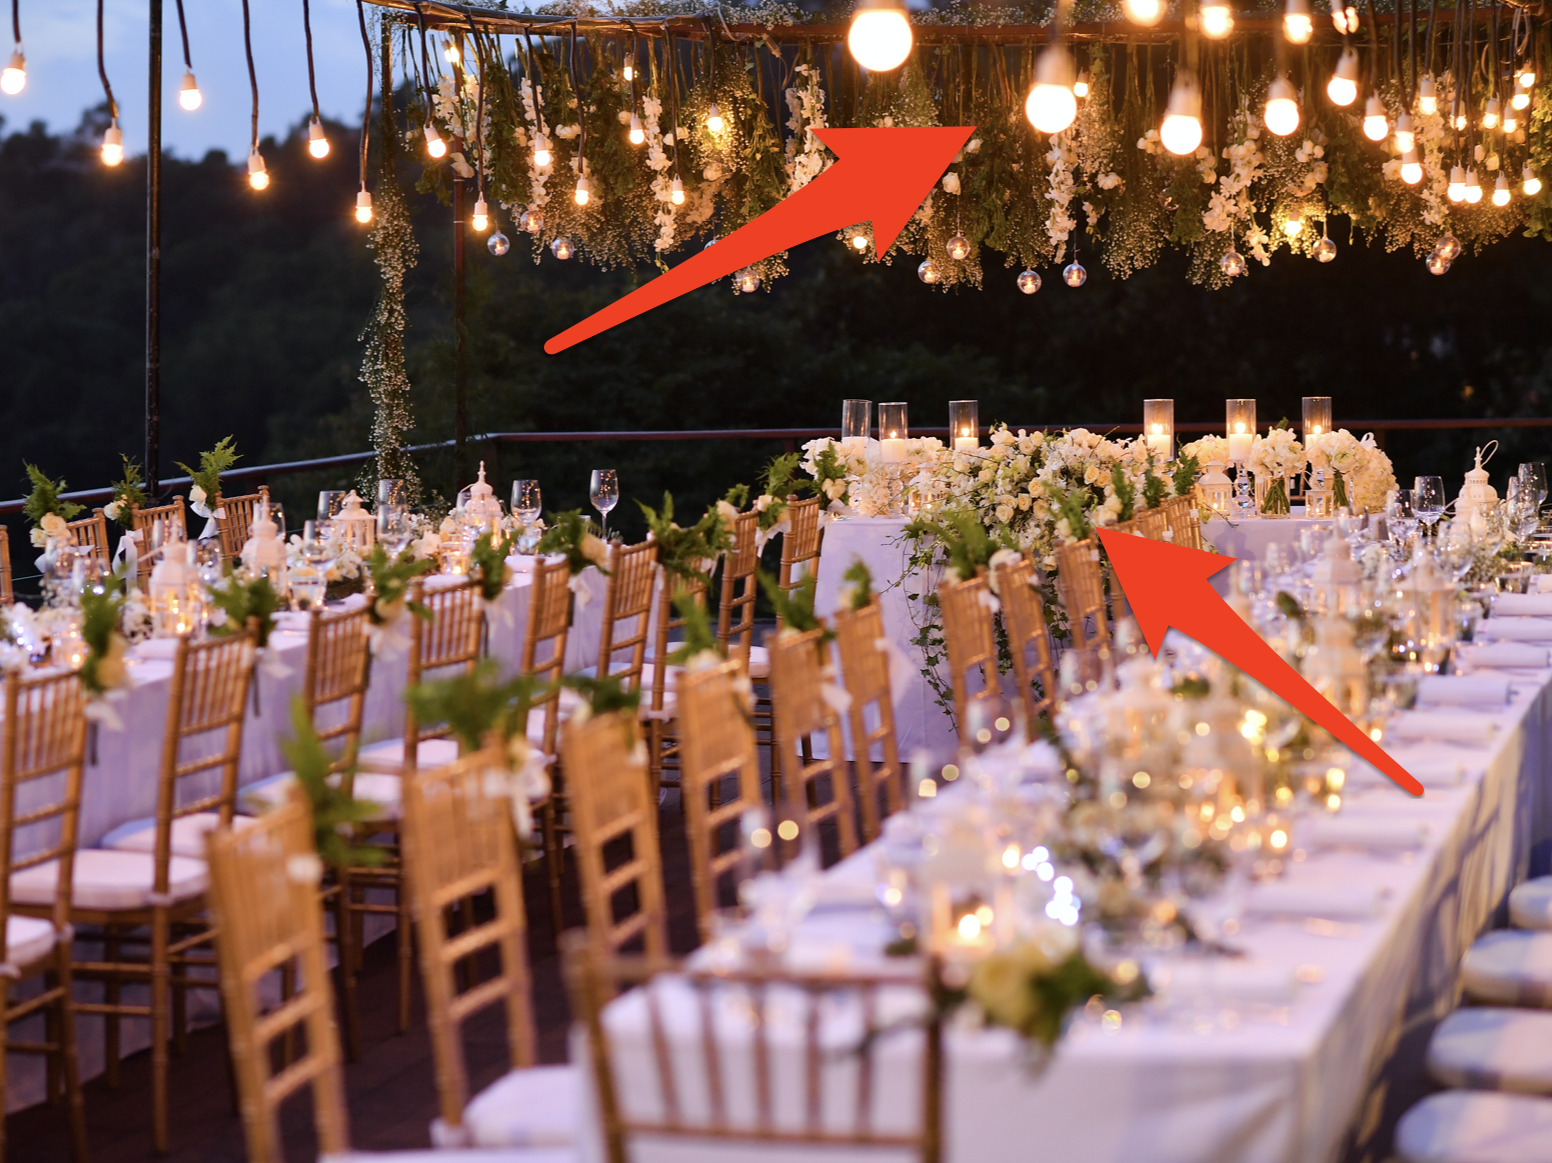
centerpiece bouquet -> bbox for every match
[1247,427,1306,517]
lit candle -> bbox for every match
[1146,425,1171,457]
[1228,424,1253,463]
[879,401,909,463]
[949,399,979,453]
[881,436,908,463]
[1225,399,1257,464]
[1142,398,1174,461]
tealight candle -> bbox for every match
[949,399,979,453]
[1226,399,1256,463]
[1302,396,1332,446]
[1143,399,1174,460]
[879,401,909,463]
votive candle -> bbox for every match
[1143,399,1174,460]
[949,400,979,453]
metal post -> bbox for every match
[453,171,468,487]
[146,0,163,491]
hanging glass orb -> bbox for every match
[1062,260,1087,287]
[1425,250,1451,276]
[917,259,941,284]
[1314,236,1337,263]
[735,268,761,293]
[1016,269,1042,294]
[550,237,574,260]
[704,237,719,249]
[522,208,545,234]
[1435,232,1462,261]
[1220,247,1247,278]
[487,230,510,256]
[946,233,971,261]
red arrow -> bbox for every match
[1096,529,1423,797]
[544,125,975,355]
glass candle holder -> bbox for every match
[1143,399,1174,461]
[949,400,979,453]
[1302,397,1332,446]
[878,401,909,463]
[1226,399,1257,464]
[842,399,872,443]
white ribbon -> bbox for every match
[257,645,293,679]
[820,681,853,716]
[368,617,411,660]
[198,518,219,540]
[84,693,125,731]
[568,572,594,608]
[476,592,515,630]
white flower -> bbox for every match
[189,484,207,506]
[103,500,121,520]
[754,494,773,513]
[40,512,68,538]
[941,172,961,195]
[716,500,740,526]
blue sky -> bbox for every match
[1,0,374,159]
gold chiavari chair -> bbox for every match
[0,526,11,604]
[0,671,88,1163]
[1134,504,1170,541]
[65,510,111,570]
[518,558,573,929]
[402,749,578,1149]
[214,485,269,561]
[1162,494,1205,550]
[564,932,946,1163]
[1056,537,1111,653]
[939,574,1003,736]
[767,627,858,862]
[715,509,761,676]
[595,540,659,693]
[676,661,763,942]
[129,496,188,579]
[559,710,667,959]
[996,557,1058,737]
[833,600,903,843]
[775,497,824,628]
[643,568,707,795]
[205,797,350,1163]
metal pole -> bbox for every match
[453,169,468,486]
[146,0,163,491]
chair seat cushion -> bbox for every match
[1397,1091,1552,1163]
[12,849,208,911]
[357,737,461,774]
[748,644,770,679]
[101,812,259,859]
[1463,931,1552,1006]
[1510,877,1552,931]
[464,1064,579,1148]
[6,914,57,967]
[350,773,403,821]
[243,772,400,822]
[1428,1008,1552,1092]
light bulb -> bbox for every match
[247,147,268,190]
[735,268,761,293]
[1519,66,1537,88]
[628,114,644,145]
[1199,1,1234,39]
[574,175,591,206]
[1025,47,1077,135]
[706,103,724,134]
[622,64,635,82]
[178,70,202,111]
[1331,4,1358,32]
[355,189,373,223]
[1504,112,1519,133]
[1074,71,1091,99]
[1264,76,1300,137]
[1063,260,1087,287]
[1393,113,1415,153]
[1465,168,1482,203]
[533,134,552,168]
[308,117,330,159]
[1451,102,1467,131]
[1123,0,1165,27]
[1493,172,1511,206]
[101,123,124,167]
[1482,97,1501,130]
[1315,235,1337,262]
[1362,95,1389,141]
[1437,232,1461,260]
[1400,149,1423,185]
[1447,165,1466,202]
[851,231,869,250]
[666,176,684,206]
[1220,247,1247,277]
[1426,250,1450,275]
[1160,71,1204,155]
[1419,76,1438,115]
[1327,48,1360,106]
[846,0,913,73]
[550,237,573,260]
[2,48,25,96]
[1512,83,1531,112]
[471,197,489,231]
[1017,269,1042,294]
[917,259,940,284]
[1283,0,1313,44]
[425,123,447,159]
[488,230,509,256]
[1283,211,1303,237]
[1524,165,1542,196]
[444,40,460,65]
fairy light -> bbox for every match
[1493,172,1511,206]
[628,114,644,145]
[1447,164,1467,201]
[1400,148,1423,184]
[1419,75,1438,115]
[1393,113,1415,154]
[1025,45,1078,135]
[706,103,725,133]
[1160,70,1204,156]
[1525,165,1543,196]
[1362,95,1389,141]
[1264,75,1300,137]
[1199,0,1234,39]
[1327,48,1360,106]
[1283,0,1313,44]
[847,0,913,72]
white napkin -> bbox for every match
[1302,816,1430,850]
[1457,642,1551,669]
[1490,592,1552,616]
[1416,675,1511,707]
[1477,617,1552,642]
[1246,881,1386,919]
[1152,959,1297,1005]
[1366,753,1468,789]
[1386,713,1499,745]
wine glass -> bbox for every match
[377,505,414,559]
[317,490,348,523]
[1413,476,1446,535]
[589,469,620,539]
[194,539,224,587]
[377,479,407,509]
[267,504,286,542]
[291,521,334,611]
[511,480,542,553]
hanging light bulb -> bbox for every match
[355,189,373,224]
[917,258,941,284]
[1362,95,1389,141]
[101,122,124,167]
[1025,46,1078,135]
[1418,75,1438,115]
[851,231,870,251]
[1451,101,1467,131]
[444,39,460,65]
[178,70,202,111]
[1493,172,1511,206]
[307,117,330,159]
[1199,0,1235,39]
[532,133,552,167]
[1447,165,1467,201]
[1063,260,1087,287]
[1524,164,1542,196]
[1264,76,1301,137]
[1437,232,1462,260]
[1331,4,1359,33]
[735,268,761,293]
[574,174,591,207]
[1393,113,1415,153]
[706,103,725,134]
[666,176,684,205]
[550,237,574,260]
[425,123,447,159]
[1017,269,1042,294]
[247,147,268,189]
[1220,246,1247,277]
[622,63,635,83]
[1465,168,1482,203]
[1327,48,1360,106]
[1482,96,1501,130]
[1400,148,1423,184]
[1074,71,1091,99]
[628,114,645,145]
[1426,249,1450,275]
[946,233,971,260]
[1,47,25,95]
[1283,209,1304,237]
[1123,0,1165,27]
[1283,0,1314,44]
[1315,234,1337,261]
[1504,111,1519,133]
[1161,70,1204,156]
[847,0,913,72]
[488,230,510,256]
[471,197,490,231]
[1513,79,1532,111]
[1519,65,1537,88]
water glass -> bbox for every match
[318,490,349,522]
[377,505,414,558]
[589,469,620,538]
[377,479,407,509]
[1519,462,1548,508]
[1413,476,1446,532]
[194,539,224,587]
[511,480,542,525]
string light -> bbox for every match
[847,0,913,72]
[424,123,447,158]
[355,189,373,224]
[621,63,634,82]
[1283,0,1313,44]
[1465,168,1482,204]
[1393,113,1415,154]
[670,176,685,204]
[1451,100,1467,131]
[179,71,201,110]
[301,0,330,158]
[1447,165,1467,202]
[1331,4,1358,33]
[1,0,22,95]
[1199,0,1234,40]
[1361,95,1389,141]
[1283,209,1303,237]
[1160,70,1204,156]
[1519,65,1537,88]
[1482,97,1501,130]
[443,38,459,65]
[1418,75,1438,115]
[1123,0,1165,27]
[97,0,122,166]
[1504,111,1519,133]
[308,117,330,159]
[1017,269,1042,293]
[471,197,489,231]
[852,231,869,251]
[353,0,372,224]
[247,147,269,190]
[533,132,552,167]
[241,0,265,187]
[1400,148,1423,184]
[574,174,591,206]
[706,103,725,133]
[1493,172,1511,206]
[1263,76,1300,137]
[1025,46,1078,135]
[628,114,644,145]
[1074,71,1091,99]
[101,122,123,166]
[1525,165,1543,196]
[1513,79,1532,111]
[1326,48,1359,107]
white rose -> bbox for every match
[103,500,121,520]
[189,484,206,505]
[995,504,1014,524]
[40,513,68,537]
[940,172,961,195]
[754,494,773,513]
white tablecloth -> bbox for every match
[1203,513,1334,568]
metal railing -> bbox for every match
[4,419,1549,515]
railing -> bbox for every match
[4,418,1550,515]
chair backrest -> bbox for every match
[402,749,537,1138]
[596,541,659,693]
[1134,504,1170,541]
[66,511,112,569]
[153,632,256,889]
[303,606,372,788]
[648,568,706,715]
[0,525,13,604]
[215,486,270,561]
[401,580,484,773]
[832,601,902,843]
[559,710,667,958]
[206,797,349,1163]
[564,934,944,1163]
[675,661,762,941]
[1056,538,1109,651]
[518,557,572,759]
[766,627,857,862]
[1162,494,1204,550]
[715,510,759,672]
[938,575,1002,735]
[775,498,824,628]
[130,498,189,579]
[0,671,87,942]
[996,558,1056,736]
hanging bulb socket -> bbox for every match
[247,147,269,190]
[1327,48,1360,106]
[1493,172,1511,206]
[424,123,447,159]
[1198,0,1235,40]
[1,47,25,96]
[1418,75,1438,115]
[1283,0,1314,44]
[1160,70,1204,156]
[1362,95,1389,141]
[1393,112,1415,154]
[307,117,330,159]
[574,174,591,207]
[706,103,725,133]
[1025,45,1078,135]
[532,133,552,168]
[178,70,202,111]
[355,189,373,224]
[1482,96,1501,130]
[628,114,644,145]
[1447,164,1467,202]
[1524,164,1543,197]
[101,122,124,167]
[669,176,685,205]
[1464,167,1482,203]
[1264,76,1301,137]
[471,197,489,231]
[1400,148,1423,185]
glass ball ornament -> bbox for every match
[1314,235,1337,263]
[1016,269,1042,295]
[735,268,761,294]
[917,258,941,284]
[487,230,510,256]
[1220,247,1247,278]
[1425,250,1451,276]
[1436,232,1462,261]
[550,237,575,260]
[946,233,971,261]
[521,208,544,234]
[1062,260,1087,287]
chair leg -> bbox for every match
[396,864,413,1034]
[151,910,170,1154]
[57,955,89,1163]
[103,925,120,1089]
[331,873,361,1063]
[43,968,60,1104]
[541,794,564,939]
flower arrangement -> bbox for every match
[175,436,239,520]
[208,573,281,648]
[636,491,734,583]
[79,586,128,698]
[22,463,83,548]
[101,456,148,529]
[799,438,869,510]
[470,530,513,602]
[364,545,434,626]
[535,509,611,575]
[1248,427,1306,515]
